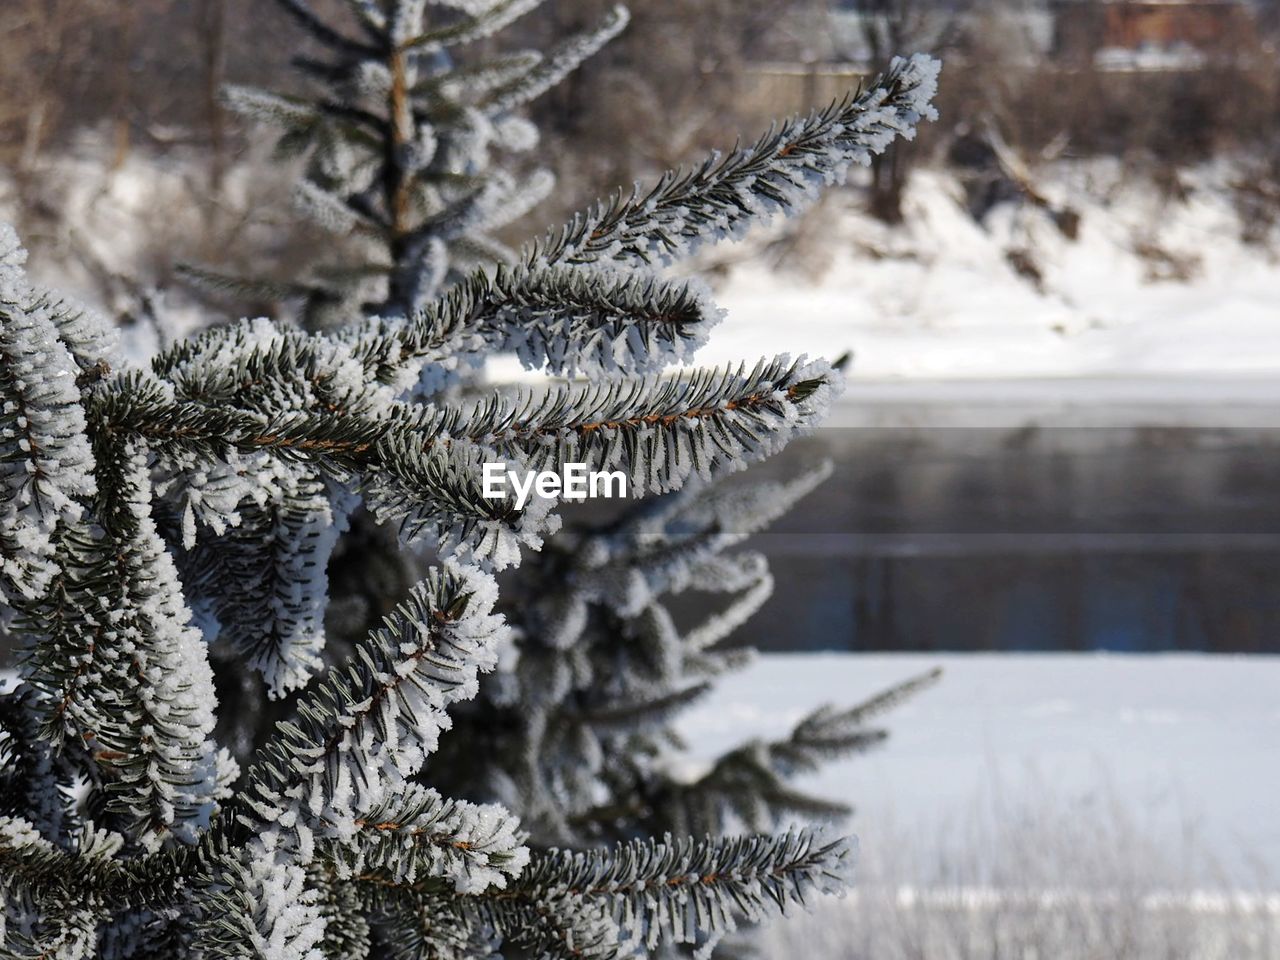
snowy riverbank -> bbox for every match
[683,652,1280,956]
[702,163,1280,384]
[676,653,1280,889]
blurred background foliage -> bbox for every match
[6,1,1280,265]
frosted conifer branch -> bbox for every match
[361,433,557,570]
[353,830,853,959]
[769,706,890,776]
[0,831,101,960]
[526,54,941,269]
[406,0,546,49]
[0,814,198,904]
[359,892,502,960]
[0,689,79,845]
[572,461,834,617]
[1,899,96,958]
[22,286,121,379]
[221,85,321,128]
[391,0,429,46]
[22,446,222,850]
[399,356,842,496]
[452,234,517,275]
[195,855,327,960]
[494,113,539,152]
[576,683,713,734]
[162,261,723,396]
[680,554,774,654]
[238,565,512,858]
[328,784,529,892]
[656,669,943,834]
[770,667,945,775]
[343,0,386,34]
[825,664,944,725]
[433,0,515,15]
[315,877,372,960]
[400,168,519,250]
[155,318,392,418]
[89,373,558,569]
[484,6,630,114]
[429,50,544,100]
[0,222,23,266]
[103,386,550,571]
[480,830,855,958]
[479,168,556,233]
[187,472,356,699]
[482,264,723,375]
[672,460,835,545]
[174,264,318,305]
[273,0,378,56]
[0,233,97,605]
[657,744,853,837]
[293,179,378,236]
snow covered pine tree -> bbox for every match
[0,20,941,960]
[188,0,629,329]
[188,0,941,820]
[180,0,634,714]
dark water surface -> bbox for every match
[728,412,1280,653]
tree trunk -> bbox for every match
[870,147,906,224]
[201,0,229,193]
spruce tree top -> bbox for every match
[197,0,629,325]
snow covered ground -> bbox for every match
[676,653,1280,956]
[677,653,1280,886]
[695,163,1280,390]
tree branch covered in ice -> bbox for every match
[363,830,854,960]
[526,53,940,269]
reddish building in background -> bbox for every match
[1051,0,1259,64]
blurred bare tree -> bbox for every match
[0,1,314,171]
[0,1,350,325]
[836,0,968,222]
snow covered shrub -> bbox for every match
[0,0,940,952]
